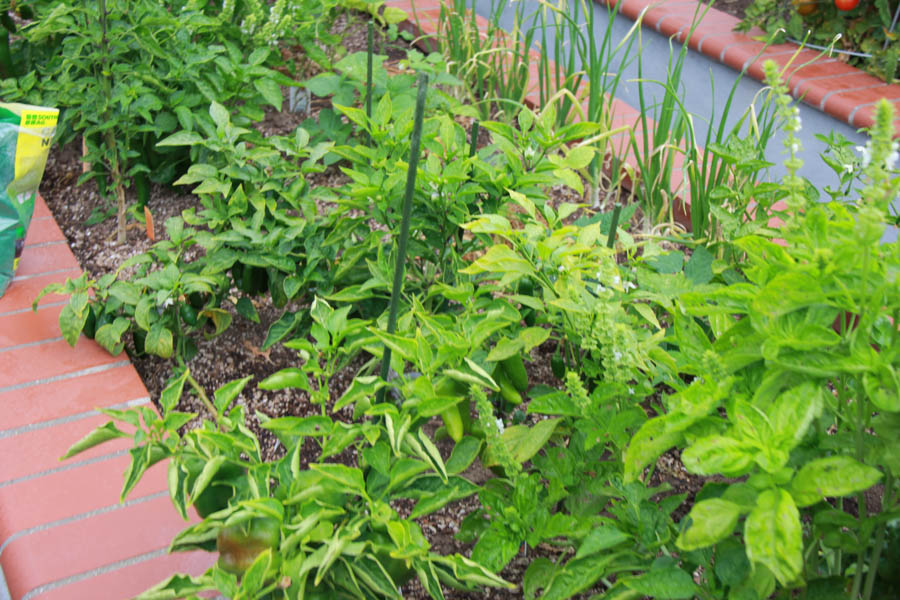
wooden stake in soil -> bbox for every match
[144,205,155,242]
[377,73,428,403]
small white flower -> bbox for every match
[613,350,623,361]
[857,145,871,169]
[842,163,854,175]
[791,142,800,154]
[495,418,505,433]
[612,274,621,286]
[628,387,635,395]
[624,281,637,291]
[558,265,565,273]
[595,283,606,294]
[162,297,174,309]
[431,191,440,201]
[887,151,899,171]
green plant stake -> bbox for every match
[468,120,479,158]
[377,73,428,402]
[606,203,621,249]
[366,20,374,121]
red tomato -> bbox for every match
[834,0,859,10]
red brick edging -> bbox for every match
[0,196,212,600]
[608,0,900,135]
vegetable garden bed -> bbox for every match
[6,0,900,599]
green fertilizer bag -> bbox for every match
[0,103,58,297]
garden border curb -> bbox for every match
[0,196,213,600]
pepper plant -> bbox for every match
[61,294,514,599]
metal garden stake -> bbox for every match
[377,73,428,402]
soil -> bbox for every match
[31,7,742,600]
[708,0,754,22]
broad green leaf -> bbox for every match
[714,538,751,586]
[351,556,403,599]
[95,317,130,355]
[460,245,533,284]
[564,145,594,169]
[387,458,429,492]
[209,101,230,128]
[523,557,556,600]
[682,435,755,477]
[311,463,367,498]
[486,336,521,362]
[519,327,551,352]
[484,418,560,467]
[253,78,282,110]
[189,455,227,507]
[507,189,536,220]
[258,368,309,391]
[145,323,174,359]
[471,527,520,573]
[334,376,383,413]
[61,421,130,459]
[261,311,297,350]
[156,130,204,146]
[623,566,697,599]
[214,376,252,417]
[382,6,407,23]
[624,412,694,482]
[262,415,332,442]
[235,297,259,323]
[684,245,714,284]
[160,369,189,414]
[745,488,803,585]
[632,302,661,330]
[445,436,482,475]
[198,307,232,338]
[771,383,823,448]
[539,553,619,600]
[575,525,629,558]
[59,292,89,346]
[407,476,479,519]
[241,548,272,595]
[676,498,743,550]
[790,456,882,507]
[135,296,154,331]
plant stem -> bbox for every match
[186,372,218,428]
[862,469,893,600]
[376,73,428,402]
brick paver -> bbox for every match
[0,196,212,599]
